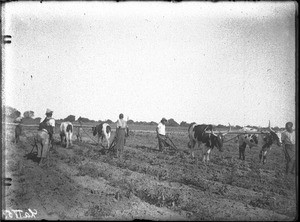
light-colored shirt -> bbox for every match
[281,130,295,145]
[117,119,127,128]
[157,122,166,135]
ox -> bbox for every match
[188,123,230,162]
[237,125,282,164]
[60,122,73,148]
[92,123,111,148]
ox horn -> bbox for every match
[224,123,232,136]
[211,128,218,136]
[220,123,231,136]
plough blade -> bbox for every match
[166,137,178,150]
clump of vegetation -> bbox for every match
[224,162,238,185]
[7,160,20,172]
[249,192,276,210]
[68,155,81,165]
[76,164,101,178]
[84,204,111,218]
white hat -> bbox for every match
[46,108,53,114]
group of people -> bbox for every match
[156,118,296,175]
[14,109,296,175]
[31,109,130,165]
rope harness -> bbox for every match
[78,122,106,149]
[223,135,240,143]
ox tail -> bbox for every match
[106,125,111,134]
[66,124,73,133]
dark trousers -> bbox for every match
[157,134,170,151]
[283,144,295,174]
[115,128,126,158]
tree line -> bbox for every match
[1,105,283,130]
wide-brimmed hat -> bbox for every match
[161,118,167,123]
[46,108,53,114]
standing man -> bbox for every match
[37,109,55,166]
[115,113,127,159]
[156,118,171,151]
[281,122,296,175]
[14,116,23,143]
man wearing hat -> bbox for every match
[281,122,296,175]
[37,109,55,166]
[156,118,171,151]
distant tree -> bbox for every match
[64,115,75,122]
[11,110,21,119]
[127,119,134,124]
[235,125,242,129]
[23,110,34,119]
[180,121,190,127]
[2,106,21,119]
[77,116,91,122]
[149,121,157,125]
[34,117,42,123]
[167,118,179,127]
[106,119,113,124]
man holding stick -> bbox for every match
[156,118,173,151]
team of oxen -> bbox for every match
[58,122,112,149]
[187,121,282,164]
[16,120,282,165]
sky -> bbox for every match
[1,1,296,127]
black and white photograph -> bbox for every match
[1,1,297,220]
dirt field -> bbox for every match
[2,124,297,220]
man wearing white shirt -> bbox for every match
[156,118,171,151]
[115,113,127,158]
[281,122,296,175]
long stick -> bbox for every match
[167,136,178,150]
[223,135,239,143]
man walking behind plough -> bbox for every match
[156,118,171,151]
[115,113,128,159]
[36,109,55,166]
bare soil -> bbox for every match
[2,125,297,220]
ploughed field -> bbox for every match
[2,124,297,220]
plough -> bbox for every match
[157,133,178,150]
